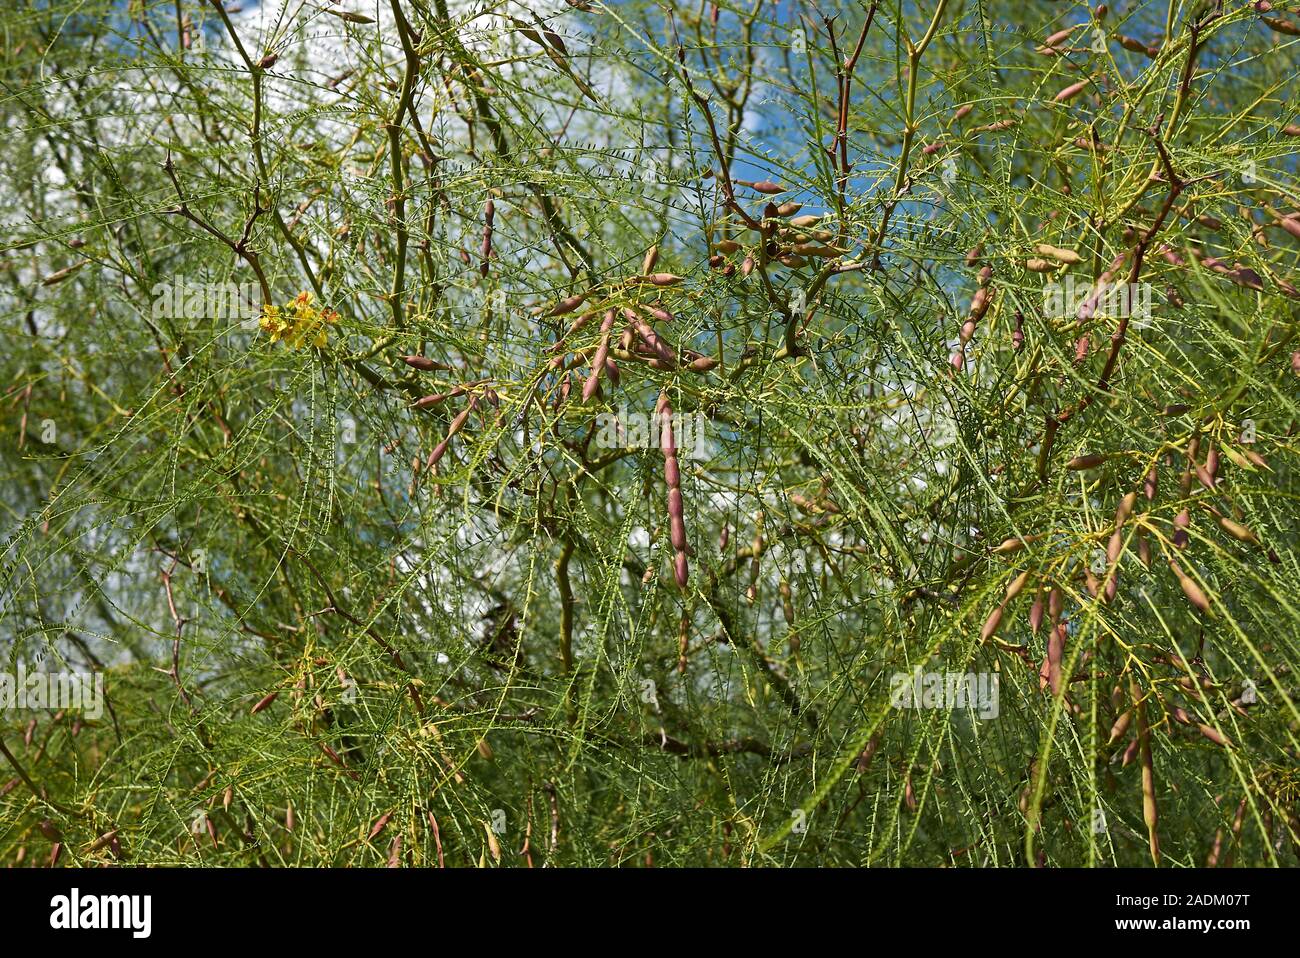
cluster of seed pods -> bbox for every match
[402,354,495,469]
[537,272,718,408]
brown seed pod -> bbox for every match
[368,811,393,841]
[642,245,659,273]
[250,690,279,715]
[969,285,993,320]
[403,355,452,372]
[427,402,474,467]
[749,180,785,194]
[1198,724,1232,748]
[965,245,983,267]
[1035,243,1084,264]
[1169,557,1211,614]
[1066,453,1107,470]
[1136,683,1160,865]
[658,393,689,591]
[1043,25,1079,47]
[480,199,494,277]
[952,103,973,122]
[1262,15,1300,35]
[548,293,587,317]
[1006,570,1032,601]
[1116,34,1158,57]
[775,201,802,216]
[1050,79,1092,102]
[1045,623,1066,694]
[1173,508,1191,549]
[581,310,617,403]
[633,273,684,287]
[1217,516,1259,544]
[1029,590,1045,634]
[1108,709,1132,745]
[980,602,1005,641]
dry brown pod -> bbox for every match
[1066,453,1107,470]
[1169,558,1211,614]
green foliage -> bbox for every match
[1,0,1298,867]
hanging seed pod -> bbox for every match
[1144,465,1158,500]
[633,273,684,287]
[1026,258,1056,272]
[1029,590,1045,634]
[1135,682,1160,866]
[678,611,689,674]
[1045,623,1066,694]
[1217,516,1258,544]
[715,239,741,254]
[223,786,233,811]
[1108,709,1132,745]
[1116,34,1158,57]
[965,245,983,267]
[1012,310,1025,350]
[1198,724,1232,748]
[1173,509,1191,549]
[403,355,452,371]
[952,103,973,122]
[1262,15,1300,35]
[1035,243,1084,264]
[1169,557,1211,614]
[582,310,617,403]
[327,8,376,23]
[1006,569,1032,601]
[658,393,689,590]
[1107,490,1137,564]
[368,811,393,841]
[789,214,822,228]
[250,690,278,715]
[748,180,785,194]
[775,202,802,216]
[40,260,88,286]
[969,285,993,320]
[642,245,659,273]
[427,401,474,467]
[980,602,1006,641]
[1066,453,1106,470]
[480,199,494,277]
[1137,530,1152,567]
[548,293,587,317]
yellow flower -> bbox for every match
[259,293,337,348]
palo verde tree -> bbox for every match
[1,0,1299,866]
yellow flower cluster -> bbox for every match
[259,291,339,348]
